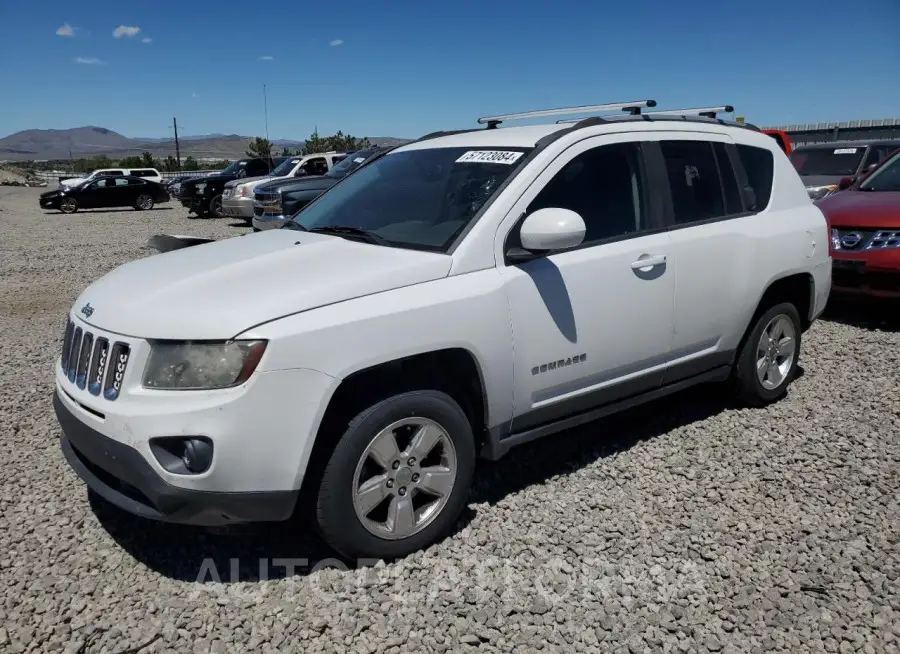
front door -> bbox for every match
[499,136,675,433]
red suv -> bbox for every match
[817,149,900,299]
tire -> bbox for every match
[733,302,802,407]
[134,194,154,211]
[59,197,78,214]
[209,194,224,218]
[314,390,475,560]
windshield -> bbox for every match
[790,147,865,176]
[221,160,248,176]
[290,146,531,251]
[326,149,381,179]
[859,151,900,192]
[270,157,302,176]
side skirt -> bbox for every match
[480,363,732,461]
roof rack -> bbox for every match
[642,105,735,119]
[477,100,657,129]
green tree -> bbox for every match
[246,137,273,158]
[118,155,144,168]
[163,155,179,172]
[183,156,199,171]
[301,130,328,155]
[280,147,291,157]
[141,151,156,167]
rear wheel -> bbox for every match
[134,194,154,211]
[314,390,475,560]
[60,197,78,214]
[733,302,801,407]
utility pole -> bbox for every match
[263,84,270,143]
[173,116,182,170]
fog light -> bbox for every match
[182,438,213,473]
[150,436,213,475]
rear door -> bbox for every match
[643,133,751,383]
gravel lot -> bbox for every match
[1,186,898,654]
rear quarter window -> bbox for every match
[736,145,774,212]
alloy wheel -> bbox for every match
[351,417,457,540]
[756,314,797,390]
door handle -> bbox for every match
[631,254,667,270]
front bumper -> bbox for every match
[52,312,340,523]
[39,198,59,209]
[221,196,255,218]
[55,391,298,525]
[252,213,291,231]
[830,251,900,299]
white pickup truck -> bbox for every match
[53,100,830,560]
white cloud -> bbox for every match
[74,57,106,65]
[56,23,75,37]
[329,39,344,46]
[141,37,153,44]
[113,25,141,39]
[258,55,274,60]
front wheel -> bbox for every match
[314,390,475,560]
[733,302,801,407]
[60,197,78,214]
[209,194,224,218]
[134,194,154,211]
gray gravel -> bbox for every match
[1,186,899,654]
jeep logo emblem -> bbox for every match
[80,303,95,318]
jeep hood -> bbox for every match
[74,230,452,340]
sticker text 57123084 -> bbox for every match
[455,150,525,165]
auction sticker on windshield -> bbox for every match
[456,150,525,165]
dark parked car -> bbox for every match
[789,140,900,200]
[172,157,285,218]
[251,146,394,230]
[39,176,171,214]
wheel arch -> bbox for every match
[299,347,490,496]
[736,271,814,360]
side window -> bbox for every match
[302,157,328,175]
[246,160,268,176]
[526,142,646,244]
[126,178,145,186]
[735,144,774,212]
[114,178,130,187]
[108,170,124,177]
[713,143,742,215]
[660,140,726,225]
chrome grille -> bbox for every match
[833,228,900,251]
[60,316,131,401]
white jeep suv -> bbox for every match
[53,100,831,560]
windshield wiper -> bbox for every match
[308,226,389,246]
[280,221,307,231]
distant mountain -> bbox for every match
[0,126,411,161]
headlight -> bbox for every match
[831,228,841,250]
[807,185,838,200]
[142,340,268,390]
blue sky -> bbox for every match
[0,0,898,140]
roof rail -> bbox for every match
[477,100,657,129]
[643,105,734,119]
